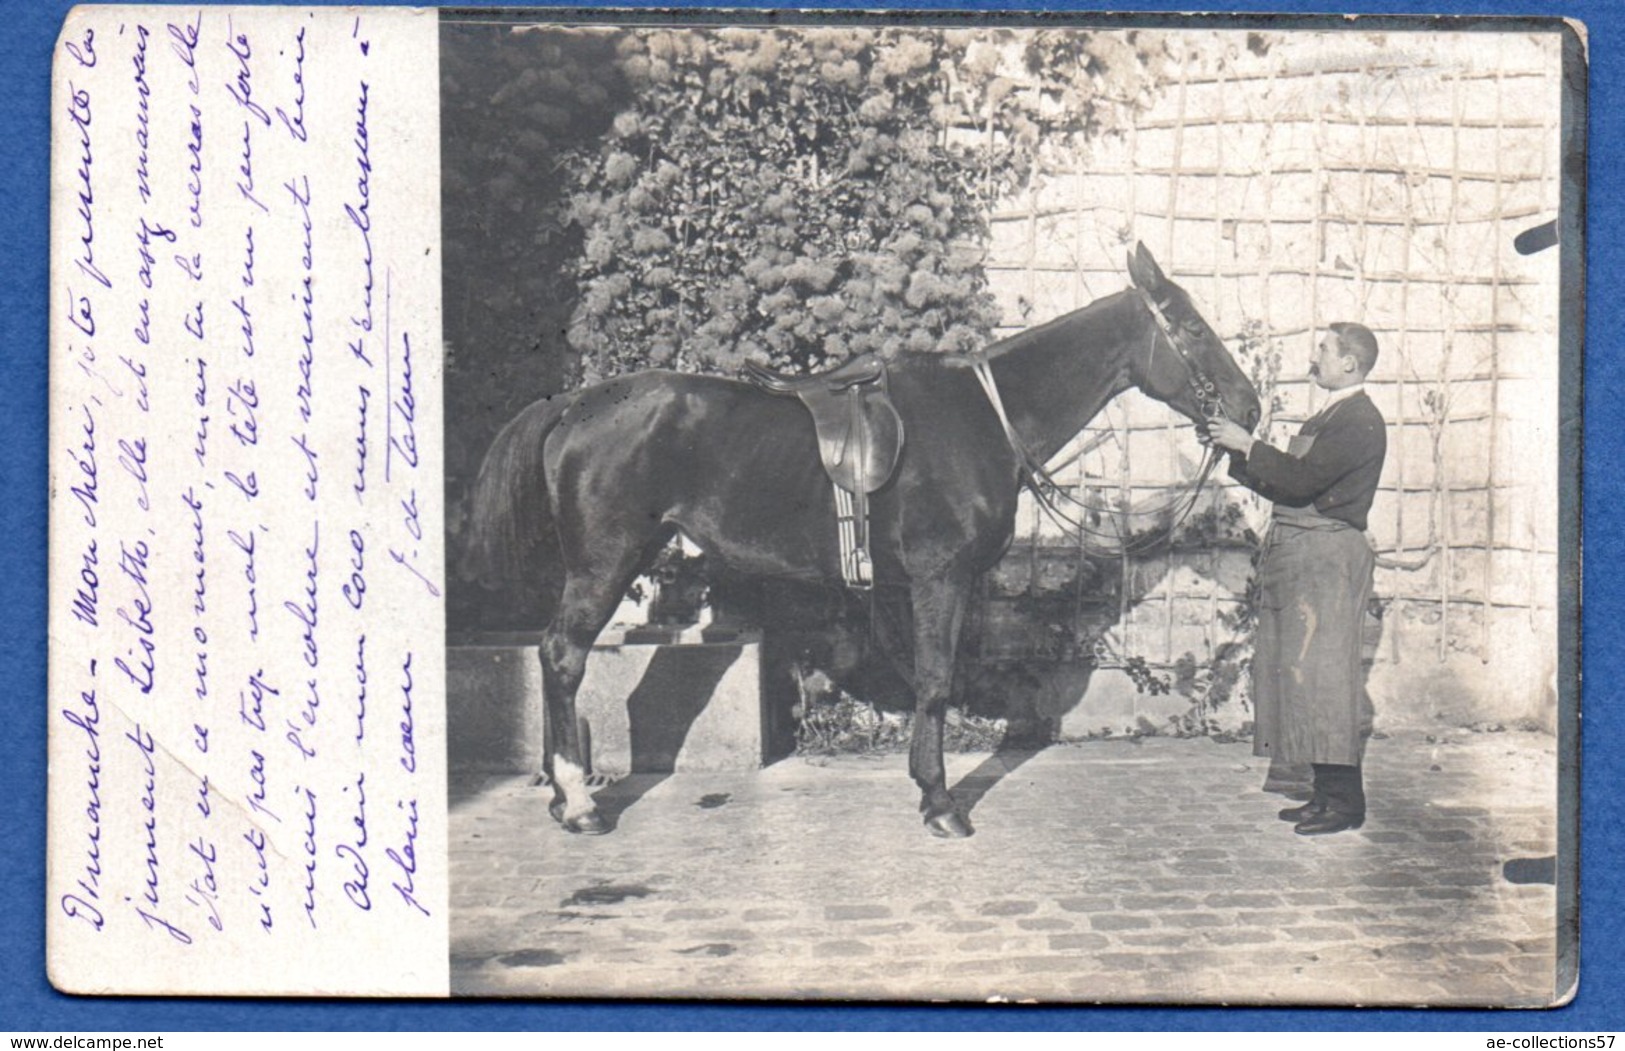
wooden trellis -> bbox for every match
[974,31,1562,707]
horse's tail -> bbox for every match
[460,394,572,598]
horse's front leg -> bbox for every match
[908,576,973,838]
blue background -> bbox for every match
[2,0,1615,1031]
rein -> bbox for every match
[970,291,1229,557]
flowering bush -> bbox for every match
[560,27,1169,381]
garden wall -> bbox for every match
[973,30,1564,734]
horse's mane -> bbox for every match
[935,288,1134,369]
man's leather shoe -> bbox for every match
[1294,809,1365,836]
[1278,800,1325,822]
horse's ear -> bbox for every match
[1127,242,1169,295]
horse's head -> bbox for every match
[1125,243,1261,432]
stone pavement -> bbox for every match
[448,729,1562,1005]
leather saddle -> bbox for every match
[742,356,904,496]
[744,355,904,588]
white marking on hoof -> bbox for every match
[552,756,598,824]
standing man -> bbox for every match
[1203,323,1387,836]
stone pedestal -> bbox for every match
[446,640,547,775]
[447,628,793,776]
[1053,666,1192,739]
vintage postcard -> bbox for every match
[47,7,1581,1003]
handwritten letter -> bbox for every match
[48,6,445,995]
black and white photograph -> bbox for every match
[34,0,1589,1017]
[439,14,1580,1004]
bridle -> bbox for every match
[970,288,1230,557]
[1137,288,1227,422]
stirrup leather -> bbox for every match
[832,484,874,589]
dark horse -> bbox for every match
[464,244,1260,837]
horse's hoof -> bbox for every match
[924,810,974,839]
[563,811,611,836]
[548,801,607,834]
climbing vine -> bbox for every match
[562,27,1171,382]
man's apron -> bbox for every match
[1251,431,1376,766]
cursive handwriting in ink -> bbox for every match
[66,82,111,292]
[352,386,370,501]
[397,651,415,774]
[183,298,204,342]
[183,487,208,705]
[389,544,441,599]
[224,18,271,126]
[225,465,258,501]
[127,725,160,905]
[227,524,261,640]
[69,538,99,628]
[235,122,268,214]
[113,539,155,694]
[293,432,319,502]
[286,679,318,759]
[238,668,278,733]
[119,353,150,413]
[67,293,97,342]
[244,826,272,931]
[117,432,149,509]
[166,13,200,94]
[386,332,416,477]
[297,785,318,928]
[336,773,371,910]
[343,529,365,610]
[226,376,257,448]
[275,26,307,143]
[284,522,319,669]
[183,98,203,230]
[287,175,320,500]
[66,22,96,68]
[193,358,208,469]
[386,331,438,596]
[353,634,368,744]
[67,401,99,528]
[227,17,273,219]
[166,12,203,231]
[246,748,279,824]
[68,291,96,340]
[386,798,430,918]
[184,836,223,933]
[58,669,104,931]
[126,725,191,944]
[231,229,258,357]
[345,81,375,366]
[135,219,175,347]
[132,25,150,203]
[184,488,206,616]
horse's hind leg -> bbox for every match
[539,553,650,835]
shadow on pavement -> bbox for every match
[588,773,672,831]
[949,742,1047,817]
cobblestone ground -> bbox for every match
[449,729,1561,1005]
